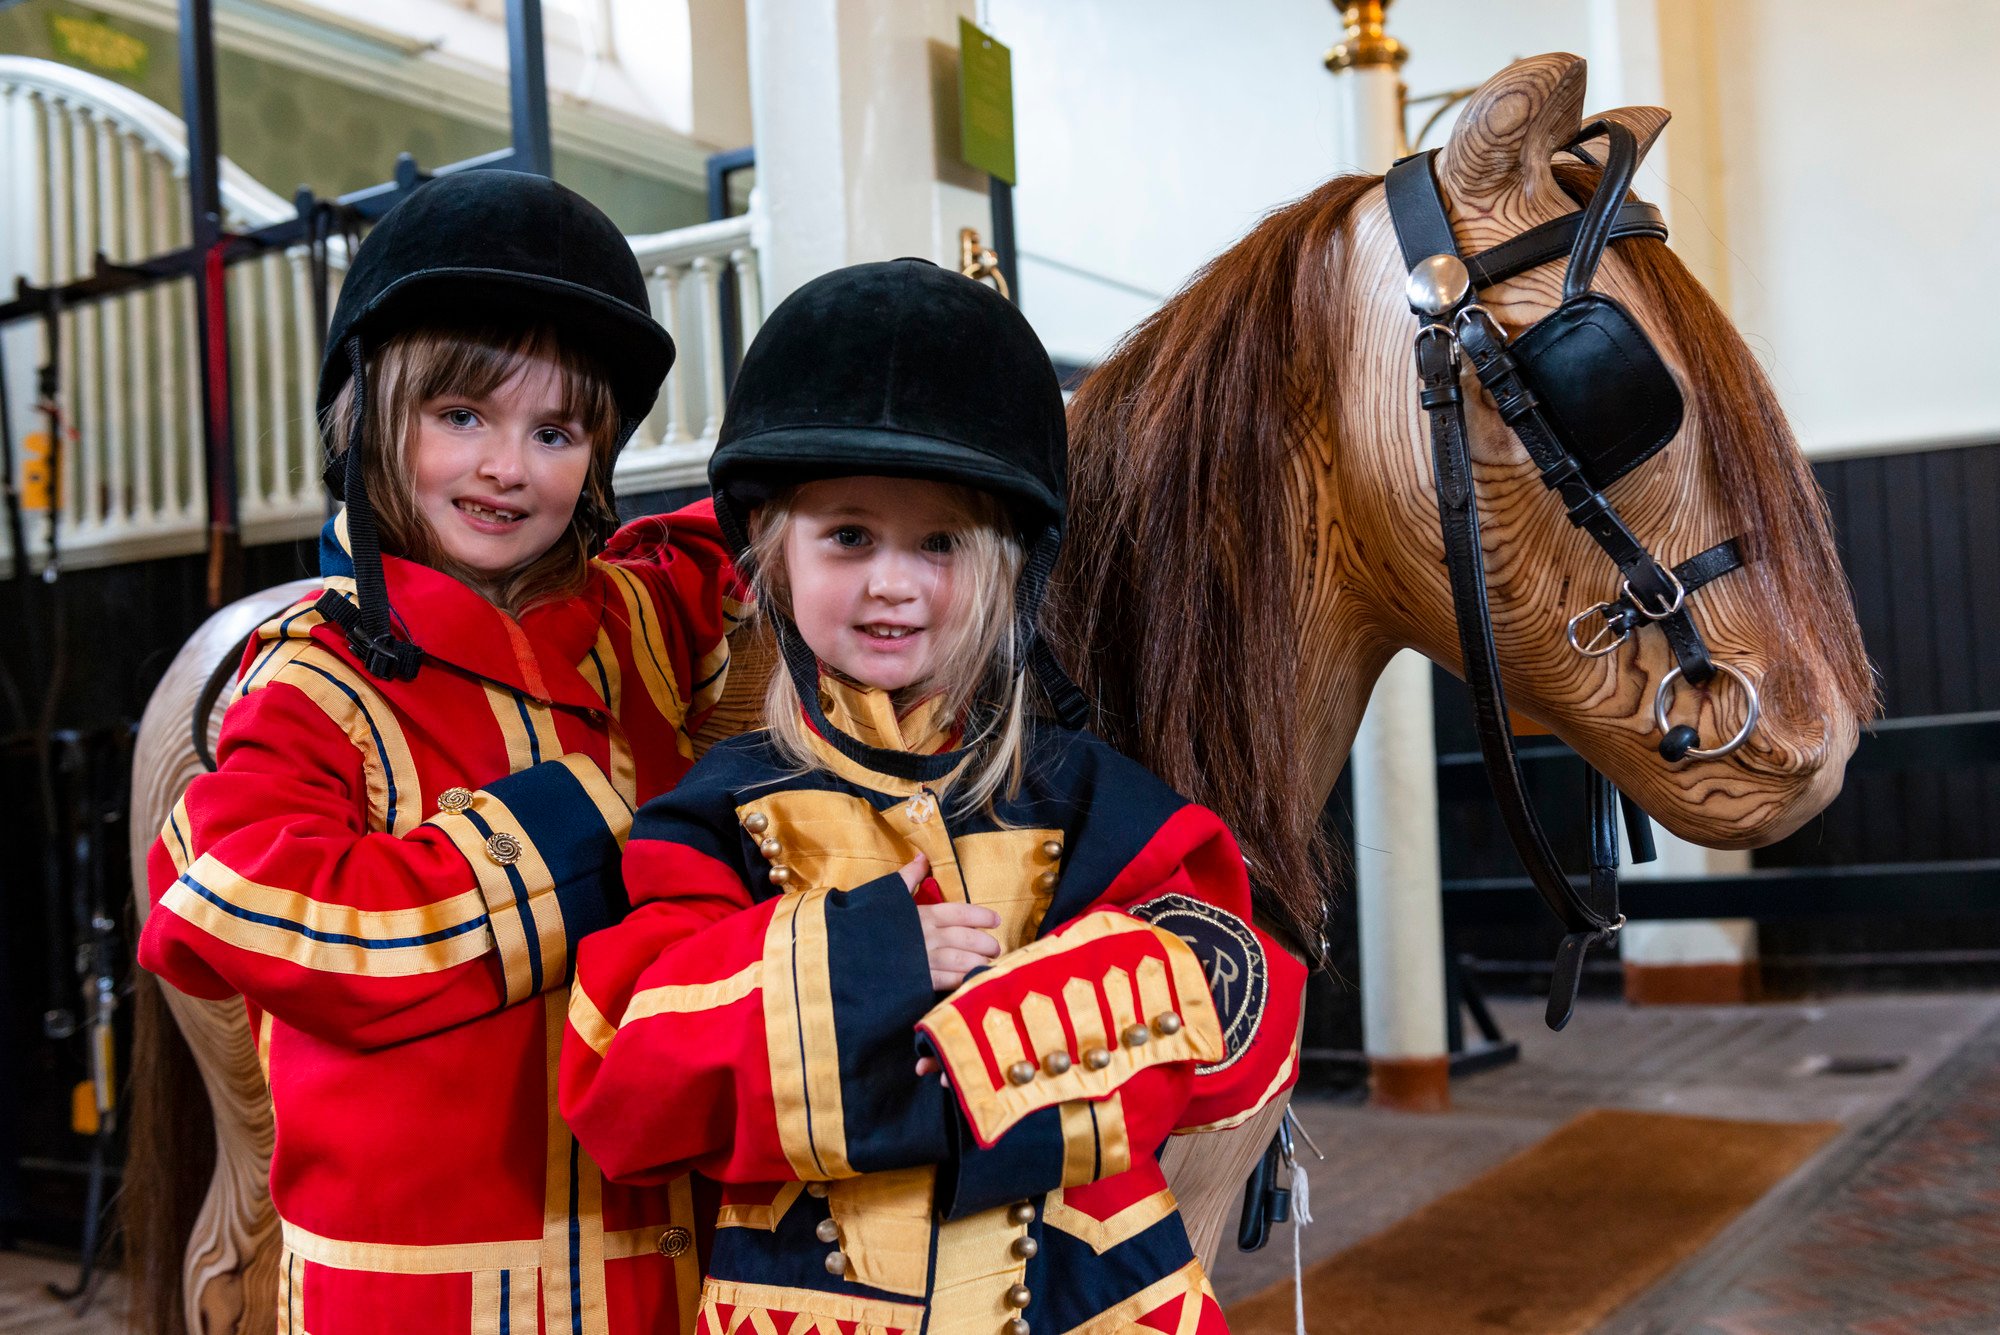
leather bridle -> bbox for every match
[1384,121,1764,1029]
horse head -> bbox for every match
[1332,52,1872,850]
[1061,53,1872,955]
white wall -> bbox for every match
[989,0,1593,364]
[1713,0,2000,455]
[987,0,2000,456]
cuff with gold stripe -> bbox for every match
[427,754,633,1005]
[931,1090,1134,1221]
[914,911,1223,1148]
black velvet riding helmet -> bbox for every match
[709,258,1088,778]
[315,169,674,679]
[710,258,1066,552]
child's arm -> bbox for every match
[140,682,631,1050]
[561,775,953,1188]
[916,802,1306,1218]
[595,499,750,747]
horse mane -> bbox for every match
[1051,174,1381,957]
[1053,163,1875,957]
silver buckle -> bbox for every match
[1622,566,1686,620]
[1653,660,1763,762]
[1565,602,1630,658]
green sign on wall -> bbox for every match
[958,18,1015,185]
[48,12,149,79]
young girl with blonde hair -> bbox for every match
[140,170,740,1334]
[563,258,1305,1335]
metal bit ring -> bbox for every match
[1652,661,1762,762]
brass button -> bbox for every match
[1152,1011,1183,1037]
[824,1250,849,1277]
[759,837,782,860]
[1007,1201,1035,1225]
[1082,1047,1112,1071]
[1006,1319,1030,1335]
[744,812,769,835]
[485,832,523,866]
[1010,1235,1038,1260]
[806,1181,829,1198]
[815,1218,840,1244]
[1039,839,1062,862]
[769,867,792,886]
[1005,1284,1031,1310]
[1042,1051,1072,1077]
[655,1226,691,1258]
[1034,870,1058,893]
[438,786,474,813]
[1121,1024,1151,1048]
[1006,1061,1038,1087]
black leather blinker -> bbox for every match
[1509,294,1684,491]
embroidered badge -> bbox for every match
[1130,893,1267,1074]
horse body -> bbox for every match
[127,53,1869,1332]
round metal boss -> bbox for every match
[1652,660,1762,762]
[1407,254,1471,317]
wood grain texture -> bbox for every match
[130,582,314,1335]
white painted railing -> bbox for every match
[618,212,761,495]
[0,56,757,576]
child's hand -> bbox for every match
[915,889,1001,993]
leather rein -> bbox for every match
[1383,123,1764,1030]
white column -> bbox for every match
[744,0,992,307]
[1353,655,1448,1068]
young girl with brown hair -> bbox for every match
[139,170,740,1335]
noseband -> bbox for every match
[1384,121,1761,1029]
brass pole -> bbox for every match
[1324,1,1408,73]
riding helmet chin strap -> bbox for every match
[315,335,424,681]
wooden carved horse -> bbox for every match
[128,53,1870,1333]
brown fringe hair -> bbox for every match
[1055,166,1874,960]
[322,319,623,616]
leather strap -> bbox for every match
[1420,328,1617,942]
[1453,308,1681,613]
[1385,149,1668,290]
[1559,120,1640,302]
[1465,202,1666,290]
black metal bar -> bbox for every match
[988,176,1018,303]
[179,0,241,604]
[706,147,755,220]
[1445,858,2000,924]
[507,0,552,177]
[0,110,537,332]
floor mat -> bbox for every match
[1225,1108,1835,1335]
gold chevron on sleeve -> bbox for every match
[920,913,1226,1144]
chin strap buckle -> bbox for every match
[314,591,423,681]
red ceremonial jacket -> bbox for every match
[138,504,742,1335]
[562,679,1306,1335]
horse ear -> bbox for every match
[1575,105,1671,165]
[1436,53,1588,210]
